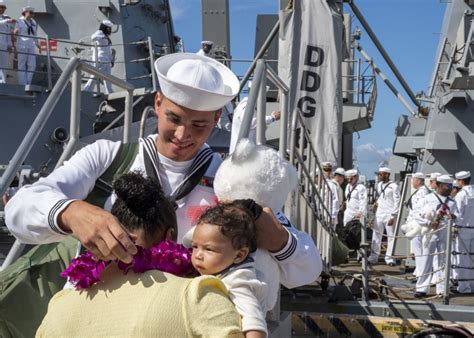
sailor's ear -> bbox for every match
[155,92,163,111]
[214,109,222,124]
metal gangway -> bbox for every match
[0,57,135,269]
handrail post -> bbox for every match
[55,67,82,168]
[147,36,158,92]
[46,35,53,91]
[443,219,454,305]
[279,91,289,157]
[237,59,266,142]
[256,63,266,145]
[124,90,133,143]
[356,58,361,104]
[0,57,80,196]
[94,43,99,92]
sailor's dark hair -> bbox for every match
[111,171,177,239]
[196,201,257,253]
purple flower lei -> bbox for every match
[61,240,197,289]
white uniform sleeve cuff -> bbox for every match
[49,199,77,235]
[271,227,297,261]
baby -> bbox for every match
[191,201,267,338]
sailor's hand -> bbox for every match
[430,220,439,230]
[255,207,289,252]
[58,200,137,263]
[7,19,16,24]
[387,217,395,226]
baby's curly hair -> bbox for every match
[196,201,257,253]
[111,171,177,239]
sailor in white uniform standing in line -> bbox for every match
[0,1,15,84]
[6,53,322,291]
[405,172,430,278]
[320,162,340,227]
[343,169,367,226]
[414,175,459,297]
[14,6,39,85]
[453,171,474,294]
[196,40,213,56]
[370,167,401,266]
[83,19,115,93]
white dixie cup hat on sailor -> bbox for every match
[0,0,7,8]
[436,175,452,184]
[334,167,345,176]
[102,19,114,27]
[430,172,441,180]
[412,172,425,179]
[345,169,358,178]
[154,53,239,111]
[377,166,391,174]
[455,171,471,180]
[22,6,35,14]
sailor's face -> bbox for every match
[0,7,6,15]
[436,182,451,196]
[347,175,356,184]
[155,92,220,161]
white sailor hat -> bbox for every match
[0,1,7,8]
[321,161,334,169]
[154,53,239,112]
[201,40,214,46]
[436,175,452,184]
[412,172,425,179]
[430,172,441,180]
[377,167,391,174]
[22,6,34,14]
[102,19,114,28]
[455,171,471,180]
[345,169,358,177]
[334,167,345,176]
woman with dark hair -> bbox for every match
[37,172,243,337]
[83,19,115,93]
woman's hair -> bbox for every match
[197,201,257,253]
[111,171,177,240]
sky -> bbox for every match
[169,0,446,178]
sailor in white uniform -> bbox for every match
[0,1,15,84]
[320,162,340,226]
[196,40,213,56]
[370,167,401,265]
[229,82,280,154]
[453,171,474,294]
[414,175,460,297]
[83,20,115,93]
[14,6,39,85]
[343,169,367,226]
[405,172,430,278]
[6,53,322,291]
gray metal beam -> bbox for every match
[348,0,421,109]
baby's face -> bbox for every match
[191,223,242,275]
